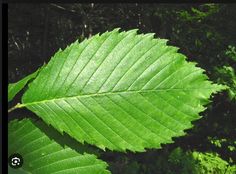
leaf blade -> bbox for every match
[8,118,110,174]
[8,66,44,102]
[21,28,226,152]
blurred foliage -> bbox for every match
[213,45,236,101]
[108,147,236,174]
[225,45,236,62]
[214,65,236,101]
[207,136,236,161]
[8,3,236,173]
[178,4,220,22]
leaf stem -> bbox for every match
[8,103,22,113]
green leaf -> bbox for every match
[8,118,110,174]
[8,66,44,102]
[20,28,226,152]
[8,167,30,174]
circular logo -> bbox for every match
[8,153,23,169]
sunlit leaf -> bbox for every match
[20,28,226,152]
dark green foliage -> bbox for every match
[214,65,235,101]
[108,148,236,174]
[213,46,236,101]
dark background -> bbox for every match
[8,3,236,173]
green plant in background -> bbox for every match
[110,147,236,174]
[213,45,236,101]
[207,136,236,164]
[164,148,236,174]
[191,151,236,174]
[8,29,229,173]
[215,65,236,101]
[178,4,220,22]
[225,45,236,62]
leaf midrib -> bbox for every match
[20,87,215,108]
